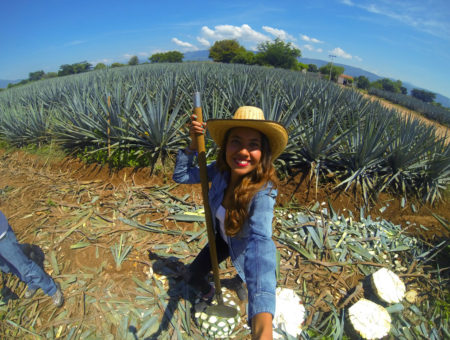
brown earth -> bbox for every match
[3,149,447,242]
[0,142,448,338]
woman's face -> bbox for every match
[225,127,262,182]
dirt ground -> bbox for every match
[4,149,448,239]
[0,145,448,338]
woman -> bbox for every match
[173,106,288,339]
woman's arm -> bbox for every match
[172,115,215,184]
[243,187,277,335]
[252,312,273,340]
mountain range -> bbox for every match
[2,50,449,108]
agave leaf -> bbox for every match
[70,242,91,249]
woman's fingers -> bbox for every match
[190,119,206,134]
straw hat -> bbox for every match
[207,106,288,160]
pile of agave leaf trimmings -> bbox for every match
[273,207,429,338]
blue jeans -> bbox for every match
[0,226,56,296]
[188,233,243,295]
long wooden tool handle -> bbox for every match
[193,92,224,305]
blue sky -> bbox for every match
[1,0,449,98]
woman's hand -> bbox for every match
[187,114,206,152]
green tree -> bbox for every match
[296,62,308,71]
[58,61,91,76]
[411,88,436,103]
[72,61,92,74]
[209,40,246,63]
[371,78,403,93]
[111,62,125,68]
[231,50,256,64]
[29,70,45,81]
[355,75,370,90]
[43,72,58,79]
[58,64,74,76]
[128,55,139,65]
[255,38,301,70]
[149,51,183,63]
[319,63,344,81]
[307,64,318,73]
[94,63,107,70]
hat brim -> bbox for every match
[207,119,288,160]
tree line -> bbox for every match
[2,38,440,105]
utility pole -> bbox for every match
[328,54,336,81]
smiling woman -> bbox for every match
[172,105,288,339]
[224,127,263,185]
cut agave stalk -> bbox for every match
[370,268,406,304]
[194,286,241,338]
[348,298,391,339]
[273,287,306,339]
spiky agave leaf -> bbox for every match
[0,101,51,147]
[336,110,394,205]
[419,138,450,204]
[379,116,439,199]
[126,90,187,173]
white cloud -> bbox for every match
[300,34,323,44]
[123,53,148,60]
[89,58,113,65]
[339,0,354,5]
[151,49,164,54]
[330,47,352,59]
[340,0,450,39]
[354,56,363,62]
[171,38,198,51]
[303,44,323,53]
[199,24,270,48]
[196,37,211,47]
[64,40,85,47]
[262,26,295,41]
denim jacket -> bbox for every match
[0,211,8,239]
[172,150,277,322]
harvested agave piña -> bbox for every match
[348,299,391,339]
[273,287,306,339]
[194,286,241,338]
[370,268,406,304]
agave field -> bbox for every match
[0,62,448,205]
[0,62,449,339]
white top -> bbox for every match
[215,204,228,244]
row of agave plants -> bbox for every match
[0,62,448,205]
[368,87,450,127]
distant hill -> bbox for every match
[184,50,210,61]
[0,79,22,89]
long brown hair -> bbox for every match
[216,128,279,237]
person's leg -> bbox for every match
[0,253,13,274]
[0,226,57,296]
[188,233,229,295]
